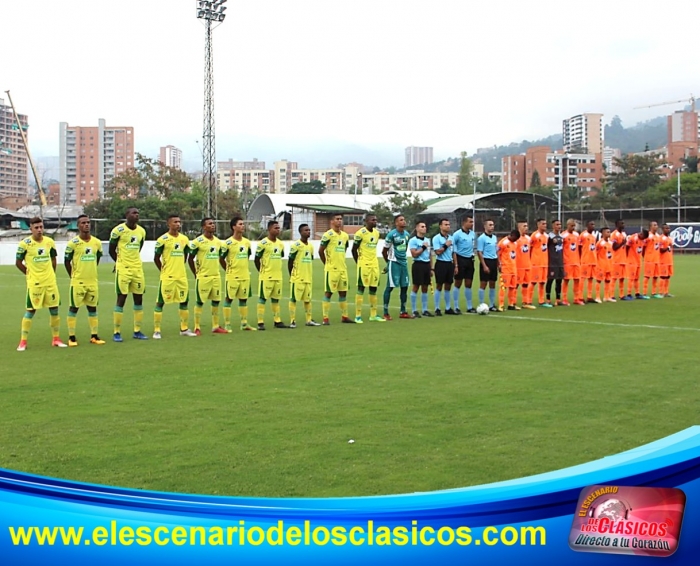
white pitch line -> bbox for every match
[491,314,700,333]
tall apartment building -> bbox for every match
[159,145,183,169]
[562,113,603,154]
[59,119,134,205]
[405,146,434,168]
[218,158,266,170]
[0,97,29,199]
[218,168,273,193]
[603,146,622,174]
[501,155,526,192]
[668,110,698,144]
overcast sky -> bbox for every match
[2,0,697,169]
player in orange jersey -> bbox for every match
[659,223,674,297]
[530,218,550,307]
[610,219,628,300]
[595,227,614,303]
[516,221,534,309]
[497,230,520,311]
[642,221,661,299]
[625,229,648,299]
[561,219,582,305]
[579,220,598,303]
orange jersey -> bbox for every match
[562,230,580,267]
[516,235,532,269]
[610,230,628,265]
[644,233,661,263]
[579,231,598,265]
[596,239,613,271]
[659,234,673,265]
[626,234,645,266]
[529,231,549,267]
[498,237,518,275]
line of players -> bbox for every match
[14,208,675,350]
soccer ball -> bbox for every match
[476,303,490,315]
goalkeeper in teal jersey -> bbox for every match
[381,214,411,319]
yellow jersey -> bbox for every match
[109,223,146,271]
[320,229,348,273]
[255,237,284,281]
[155,232,189,280]
[289,239,314,284]
[188,235,223,279]
[16,236,58,287]
[353,227,380,269]
[221,236,252,281]
[65,235,102,285]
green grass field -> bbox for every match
[0,257,698,498]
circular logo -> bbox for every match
[671,227,692,248]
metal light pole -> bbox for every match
[196,0,227,218]
[677,167,681,223]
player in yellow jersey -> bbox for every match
[287,223,320,328]
[64,214,105,346]
[188,217,227,335]
[219,216,256,332]
[16,217,67,351]
[109,207,148,342]
[254,220,290,330]
[351,213,384,323]
[319,213,353,325]
[153,214,197,339]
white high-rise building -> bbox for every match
[159,145,183,169]
[0,97,29,200]
[562,113,603,154]
[405,146,434,168]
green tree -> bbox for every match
[104,153,193,199]
[530,170,541,188]
[646,173,700,206]
[372,194,427,232]
[455,151,474,195]
[605,153,664,205]
[437,181,453,194]
[681,155,699,174]
[287,180,325,194]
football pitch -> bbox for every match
[0,257,698,498]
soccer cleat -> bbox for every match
[305,320,322,326]
[212,327,229,334]
[412,311,422,318]
[194,328,202,336]
[52,338,68,348]
[652,294,664,299]
[354,317,364,324]
[489,306,498,312]
[573,299,585,306]
[497,307,505,312]
[454,308,462,315]
[322,318,331,326]
[289,321,297,329]
[507,305,517,311]
[586,298,597,304]
[444,308,457,315]
[113,333,123,343]
[664,293,674,298]
[16,340,27,352]
[152,332,162,340]
[539,302,553,308]
[604,298,616,303]
[133,331,149,340]
[274,321,291,329]
[90,336,106,345]
[399,312,413,319]
[466,308,477,314]
[241,325,257,331]
[224,325,234,333]
[68,338,79,347]
[422,310,435,317]
[382,313,392,321]
[559,301,571,306]
[594,298,602,304]
[635,293,643,299]
[639,295,651,300]
[622,295,635,301]
[257,323,266,331]
[341,317,355,324]
[180,329,198,337]
[435,309,442,317]
[369,316,386,322]
[521,304,536,310]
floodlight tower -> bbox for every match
[196,0,227,217]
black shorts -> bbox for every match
[412,261,431,287]
[455,255,475,281]
[480,258,499,282]
[548,266,566,280]
[434,260,454,285]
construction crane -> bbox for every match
[4,90,47,209]
[633,93,696,112]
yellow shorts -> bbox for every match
[26,284,60,310]
[357,265,380,288]
[259,280,282,301]
[325,270,348,293]
[226,278,251,301]
[195,276,221,303]
[70,283,99,308]
[290,281,312,302]
[116,268,145,295]
[158,278,188,304]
